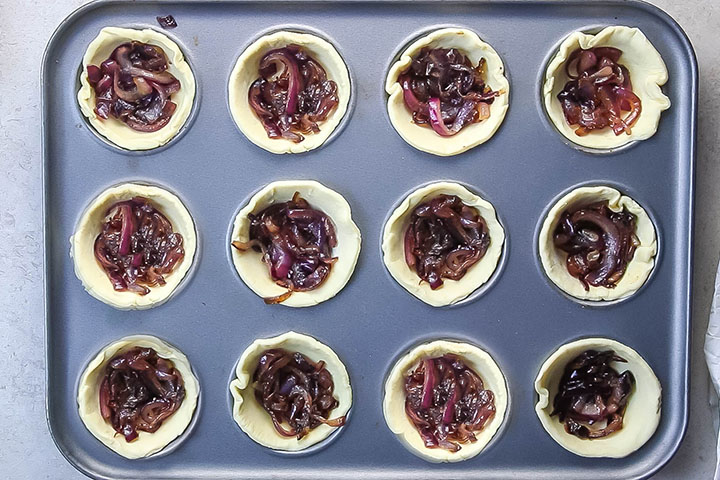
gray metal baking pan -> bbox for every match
[42,0,696,478]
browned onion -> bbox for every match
[404,194,490,289]
[99,347,185,442]
[248,44,339,143]
[551,349,635,439]
[405,354,495,451]
[398,47,500,135]
[94,196,184,295]
[253,349,345,439]
[557,46,642,136]
[232,192,337,303]
[553,201,639,290]
[87,41,181,132]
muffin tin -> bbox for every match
[42,0,696,478]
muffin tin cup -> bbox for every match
[75,23,202,155]
[533,179,662,308]
[44,1,695,479]
[74,334,203,460]
[226,23,357,155]
[379,179,509,308]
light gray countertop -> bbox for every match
[0,0,718,478]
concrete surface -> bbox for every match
[0,0,717,478]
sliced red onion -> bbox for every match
[420,359,436,409]
[427,97,455,136]
[399,75,425,112]
[118,204,133,256]
[237,192,337,303]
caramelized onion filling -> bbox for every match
[553,200,638,290]
[404,194,490,290]
[253,349,346,439]
[94,197,184,295]
[557,47,642,137]
[99,347,185,442]
[404,354,495,452]
[87,41,181,132]
[551,349,635,439]
[398,47,500,136]
[232,192,337,303]
[248,45,339,143]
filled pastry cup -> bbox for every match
[383,339,508,462]
[230,180,361,307]
[229,331,352,451]
[70,182,197,310]
[382,182,504,307]
[77,27,196,150]
[538,185,656,302]
[543,26,670,150]
[229,29,351,154]
[534,337,661,458]
[77,335,200,459]
[385,27,509,156]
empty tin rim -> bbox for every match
[226,24,356,155]
[533,180,661,307]
[75,24,201,155]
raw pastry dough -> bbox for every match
[382,182,504,307]
[229,30,351,154]
[70,182,197,310]
[77,335,200,459]
[229,331,352,451]
[230,180,361,307]
[534,337,661,458]
[385,28,509,156]
[543,26,670,150]
[538,185,656,301]
[77,27,196,150]
[383,340,507,462]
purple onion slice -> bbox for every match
[551,349,635,439]
[99,347,185,442]
[87,41,181,132]
[248,44,339,143]
[557,46,642,136]
[553,200,639,290]
[232,192,337,304]
[398,47,500,135]
[94,196,185,295]
[253,349,346,439]
[404,194,490,290]
[405,354,496,451]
